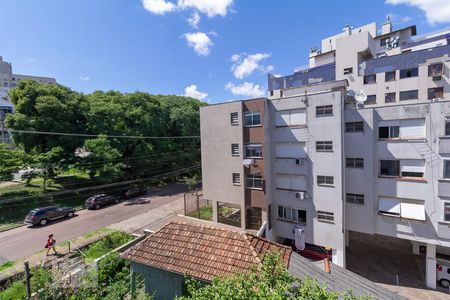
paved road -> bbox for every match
[0,184,187,264]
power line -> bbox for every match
[8,129,200,139]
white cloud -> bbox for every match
[225,82,265,98]
[231,53,272,79]
[184,32,213,56]
[142,0,176,15]
[27,58,37,63]
[187,11,200,28]
[79,76,90,81]
[184,84,208,101]
[178,0,233,17]
[386,0,450,24]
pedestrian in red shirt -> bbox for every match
[45,234,57,256]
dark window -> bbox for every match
[246,173,263,189]
[444,161,450,179]
[317,175,334,186]
[245,144,262,158]
[317,211,334,223]
[428,87,444,99]
[230,112,239,125]
[231,144,239,156]
[244,112,261,126]
[363,74,376,84]
[429,63,443,76]
[316,105,333,117]
[379,126,399,139]
[365,95,377,105]
[401,171,424,178]
[385,92,396,103]
[380,38,389,47]
[346,193,364,204]
[385,71,396,82]
[400,67,418,79]
[445,118,450,136]
[278,205,306,223]
[380,160,400,177]
[445,203,450,222]
[345,122,364,132]
[346,158,364,168]
[232,173,240,185]
[316,141,333,152]
[344,67,353,75]
[400,90,418,101]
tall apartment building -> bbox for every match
[0,56,56,142]
[201,19,450,289]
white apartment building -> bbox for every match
[0,56,56,142]
[201,19,450,289]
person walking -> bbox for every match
[45,234,58,256]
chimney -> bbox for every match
[381,17,393,35]
[343,24,352,36]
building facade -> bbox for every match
[201,19,450,289]
[0,56,56,143]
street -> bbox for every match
[0,184,187,264]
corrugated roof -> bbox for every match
[122,221,291,282]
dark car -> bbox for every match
[85,194,118,210]
[119,187,147,199]
[24,206,75,226]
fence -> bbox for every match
[183,190,212,220]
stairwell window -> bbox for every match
[316,105,333,117]
[244,112,261,126]
[346,158,364,168]
[345,122,364,132]
[317,211,334,223]
[246,173,263,190]
[346,193,364,204]
[317,175,334,186]
[316,141,333,152]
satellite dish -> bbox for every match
[354,90,367,103]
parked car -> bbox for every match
[24,206,75,226]
[119,187,147,199]
[85,194,119,210]
[437,261,450,288]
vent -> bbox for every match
[295,192,306,200]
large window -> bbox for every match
[316,141,333,152]
[445,203,450,222]
[278,205,306,223]
[385,92,396,103]
[429,63,443,76]
[246,173,263,190]
[317,175,334,186]
[230,112,239,125]
[379,119,425,140]
[275,109,306,126]
[244,112,261,126]
[400,90,418,101]
[317,211,334,223]
[428,87,444,99]
[316,105,333,117]
[385,71,396,82]
[444,160,450,179]
[379,125,399,139]
[231,143,239,156]
[363,74,376,84]
[346,193,364,204]
[365,95,377,105]
[345,122,364,132]
[400,67,418,79]
[245,144,262,158]
[380,160,400,177]
[378,197,425,221]
[346,158,364,168]
[232,173,240,186]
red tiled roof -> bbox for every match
[122,221,291,282]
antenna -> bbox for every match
[354,90,367,103]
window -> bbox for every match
[379,197,425,221]
[232,173,240,186]
[346,158,364,168]
[246,173,263,189]
[428,87,444,99]
[316,141,333,152]
[245,144,262,158]
[346,193,364,204]
[444,160,450,179]
[385,92,396,103]
[380,37,389,47]
[275,109,306,126]
[365,94,376,105]
[446,118,450,136]
[445,203,450,222]
[317,211,334,223]
[231,144,239,156]
[317,175,334,186]
[378,125,399,139]
[363,74,376,84]
[276,173,306,191]
[244,112,261,126]
[230,112,239,125]
[345,122,364,132]
[380,160,400,177]
[401,159,425,178]
[429,63,443,76]
[385,71,396,82]
[343,67,353,75]
[400,90,418,101]
[316,105,333,117]
[278,205,306,223]
[400,67,418,79]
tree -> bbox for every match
[82,136,124,180]
[29,147,64,190]
[0,144,26,181]
[182,174,198,192]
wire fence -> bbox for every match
[183,190,212,220]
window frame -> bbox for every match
[345,122,364,132]
[429,63,443,76]
[444,160,450,179]
[379,159,400,177]
[346,193,365,204]
[231,143,240,156]
[317,210,334,223]
[245,143,263,158]
[230,112,239,126]
[343,67,353,75]
[365,94,377,105]
[277,205,307,224]
[399,90,419,101]
[445,202,450,222]
[244,111,262,127]
[246,173,264,190]
[316,141,333,152]
[428,87,444,99]
[399,67,418,79]
[385,71,396,82]
[316,105,333,117]
[346,158,364,168]
[232,173,241,186]
[317,175,334,186]
[446,118,450,136]
[378,125,400,139]
[385,92,396,103]
[363,74,377,85]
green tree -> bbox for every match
[82,136,124,180]
[28,147,64,190]
[182,174,198,192]
[0,144,26,181]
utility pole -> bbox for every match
[24,261,32,300]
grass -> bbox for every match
[83,231,133,262]
[188,206,213,220]
[0,261,15,272]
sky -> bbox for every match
[1,0,450,104]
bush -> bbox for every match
[84,231,132,260]
[0,280,27,300]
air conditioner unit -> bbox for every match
[294,192,306,200]
[432,75,442,81]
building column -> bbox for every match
[332,249,345,268]
[426,243,436,289]
[411,241,421,255]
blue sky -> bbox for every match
[1,0,450,103]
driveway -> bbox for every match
[0,184,187,264]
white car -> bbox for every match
[437,262,450,288]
